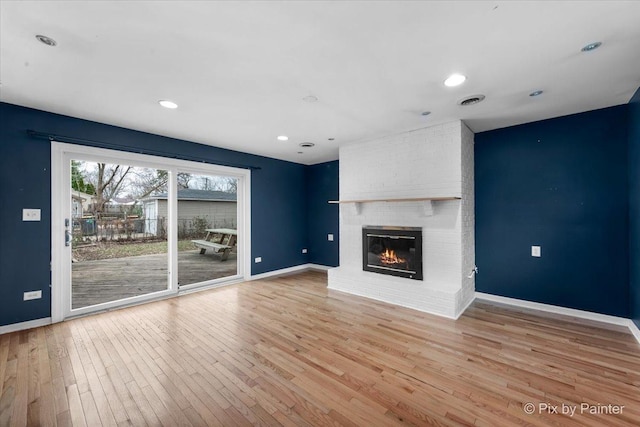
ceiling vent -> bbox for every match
[35,35,57,47]
[457,95,486,106]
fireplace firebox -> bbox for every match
[362,226,422,280]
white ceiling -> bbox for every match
[2,1,640,165]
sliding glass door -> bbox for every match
[176,173,239,287]
[51,143,250,321]
[70,160,170,309]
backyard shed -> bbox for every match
[142,189,237,236]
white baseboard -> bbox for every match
[249,263,335,281]
[630,320,640,343]
[307,263,333,271]
[0,317,52,335]
[475,292,640,345]
[249,264,312,281]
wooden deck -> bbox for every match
[1,271,639,426]
[72,250,237,309]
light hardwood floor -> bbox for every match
[1,271,639,426]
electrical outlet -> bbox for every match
[255,257,262,263]
[24,290,42,301]
[302,248,308,254]
[531,246,541,257]
[22,208,41,221]
[328,234,334,241]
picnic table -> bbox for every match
[191,228,237,261]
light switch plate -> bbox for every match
[24,290,42,301]
[328,234,334,241]
[255,257,262,263]
[23,208,41,221]
[531,246,541,257]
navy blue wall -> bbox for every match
[475,105,630,317]
[0,102,310,326]
[629,88,640,328]
[306,161,339,267]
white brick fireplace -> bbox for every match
[327,120,475,318]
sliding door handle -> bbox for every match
[65,218,71,247]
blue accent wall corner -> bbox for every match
[475,105,630,317]
[306,161,339,267]
[629,86,640,326]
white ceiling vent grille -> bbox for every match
[457,95,486,106]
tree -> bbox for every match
[219,177,237,194]
[82,164,195,212]
[192,175,237,193]
[130,169,169,200]
[126,170,193,199]
[177,172,192,189]
[71,160,95,195]
[90,163,132,217]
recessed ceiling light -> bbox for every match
[444,73,466,87]
[328,138,335,141]
[302,95,318,103]
[581,42,602,52]
[299,142,315,148]
[158,100,178,109]
[529,90,544,97]
[421,111,431,116]
[457,94,486,106]
[35,34,57,47]
[277,135,289,141]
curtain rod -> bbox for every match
[26,130,262,171]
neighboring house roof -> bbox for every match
[144,189,237,202]
[71,190,94,201]
[110,196,138,205]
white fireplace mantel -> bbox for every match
[328,196,460,216]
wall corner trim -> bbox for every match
[0,317,52,335]
[249,264,314,281]
[307,264,333,271]
[247,263,331,281]
[629,321,640,344]
[454,293,476,320]
[475,292,640,345]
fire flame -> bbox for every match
[380,248,405,265]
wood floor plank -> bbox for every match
[66,383,87,427]
[1,271,639,426]
[0,361,16,426]
[10,333,29,427]
[123,381,162,426]
[73,326,118,427]
[0,335,12,401]
[35,328,56,427]
[104,365,147,427]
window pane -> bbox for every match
[71,160,169,309]
[176,173,238,286]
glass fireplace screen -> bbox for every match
[362,226,422,280]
